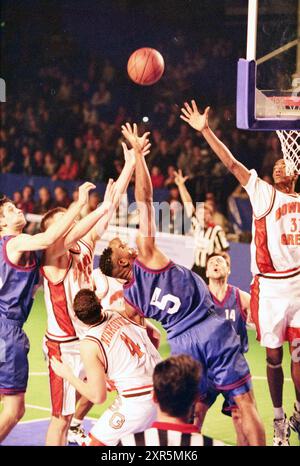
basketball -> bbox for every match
[127,47,165,86]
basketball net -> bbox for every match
[276,130,300,175]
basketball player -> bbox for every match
[50,288,162,446]
[68,239,126,445]
[99,123,266,446]
[204,251,251,445]
[0,182,95,443]
[180,99,300,445]
[120,355,224,446]
[41,139,151,446]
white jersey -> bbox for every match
[42,240,94,342]
[93,269,125,312]
[85,312,162,396]
[244,170,300,275]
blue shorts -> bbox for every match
[168,311,251,404]
[0,318,30,395]
[205,376,253,417]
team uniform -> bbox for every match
[123,258,252,404]
[42,240,94,416]
[243,169,300,348]
[207,285,249,415]
[0,236,39,394]
[84,312,161,446]
[210,285,248,354]
[93,269,125,312]
[119,421,225,446]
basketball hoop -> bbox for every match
[276,130,300,175]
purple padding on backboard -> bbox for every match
[236,59,300,131]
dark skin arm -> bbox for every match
[121,123,169,268]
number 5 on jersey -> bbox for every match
[150,287,181,315]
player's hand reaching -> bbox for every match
[102,178,118,210]
[174,169,189,186]
[121,122,151,155]
[121,141,151,164]
[78,182,96,207]
[50,356,73,381]
[180,100,210,132]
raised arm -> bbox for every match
[180,100,251,186]
[62,179,117,249]
[8,182,95,255]
[121,123,157,257]
[174,169,195,218]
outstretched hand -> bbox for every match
[174,169,189,186]
[121,122,150,155]
[78,182,96,207]
[102,178,118,208]
[121,141,151,164]
[180,100,210,132]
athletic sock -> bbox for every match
[274,407,285,420]
[70,417,83,428]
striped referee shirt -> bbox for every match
[191,216,229,268]
[119,422,225,446]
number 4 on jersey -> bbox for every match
[150,287,181,315]
[120,332,144,358]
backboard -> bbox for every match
[237,0,300,130]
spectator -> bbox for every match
[44,152,58,177]
[0,147,14,173]
[20,145,33,176]
[85,152,103,183]
[54,152,79,181]
[164,165,177,188]
[150,166,165,189]
[31,150,45,176]
[53,186,71,209]
[120,355,225,446]
[21,185,36,214]
[34,186,54,215]
[12,191,23,209]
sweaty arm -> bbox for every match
[180,100,251,186]
[50,339,107,404]
[88,157,136,245]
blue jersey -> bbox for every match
[0,236,40,325]
[210,285,248,353]
[123,258,214,339]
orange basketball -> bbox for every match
[127,48,165,86]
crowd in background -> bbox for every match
[0,28,294,237]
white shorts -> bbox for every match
[43,337,85,417]
[250,269,300,349]
[86,393,157,446]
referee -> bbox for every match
[174,170,229,282]
[119,355,224,447]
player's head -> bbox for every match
[99,237,138,278]
[73,288,103,325]
[40,207,67,232]
[272,159,299,186]
[0,196,26,234]
[206,252,231,281]
[153,355,202,421]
